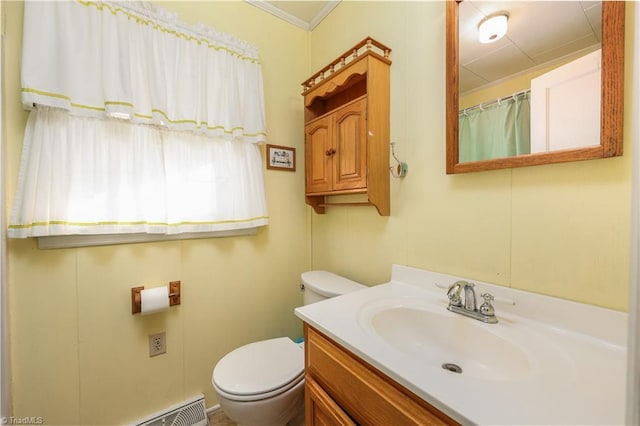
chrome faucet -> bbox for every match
[446,280,498,324]
[464,282,476,311]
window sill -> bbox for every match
[37,228,257,249]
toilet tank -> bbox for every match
[301,271,367,305]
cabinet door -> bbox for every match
[333,98,367,191]
[305,375,356,426]
[306,325,456,425]
[305,116,333,194]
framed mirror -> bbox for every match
[446,0,625,174]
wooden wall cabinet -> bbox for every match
[304,324,458,426]
[302,38,392,215]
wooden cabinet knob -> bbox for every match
[325,148,336,156]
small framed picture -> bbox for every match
[266,144,296,171]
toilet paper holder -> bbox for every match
[131,281,181,314]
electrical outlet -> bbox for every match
[149,332,166,357]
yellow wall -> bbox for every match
[4,1,309,424]
[3,0,635,424]
[308,1,633,310]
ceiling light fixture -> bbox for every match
[478,12,509,44]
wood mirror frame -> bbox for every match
[446,0,625,174]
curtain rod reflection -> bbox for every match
[460,89,530,115]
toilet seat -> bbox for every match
[212,337,304,402]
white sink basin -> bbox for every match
[358,297,568,382]
[368,306,532,380]
[297,266,628,425]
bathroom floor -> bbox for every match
[208,408,237,425]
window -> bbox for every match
[9,1,269,241]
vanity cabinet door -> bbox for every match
[304,324,457,425]
[305,375,356,426]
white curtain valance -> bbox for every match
[21,0,267,143]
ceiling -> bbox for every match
[245,1,602,94]
[460,1,602,94]
[245,0,340,31]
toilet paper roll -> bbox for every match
[141,286,169,315]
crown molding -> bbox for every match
[246,1,340,31]
[307,1,340,30]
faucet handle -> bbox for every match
[446,281,464,307]
[479,293,496,317]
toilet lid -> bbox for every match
[301,270,366,298]
[213,337,304,397]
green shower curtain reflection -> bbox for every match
[459,92,531,163]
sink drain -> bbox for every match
[442,363,463,374]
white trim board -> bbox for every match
[245,0,340,31]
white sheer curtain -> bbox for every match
[9,0,269,238]
[10,108,267,237]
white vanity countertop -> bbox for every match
[294,264,628,425]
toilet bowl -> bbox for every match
[211,271,366,426]
[213,338,305,426]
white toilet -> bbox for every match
[211,271,366,426]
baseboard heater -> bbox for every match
[133,394,208,426]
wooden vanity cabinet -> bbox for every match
[302,38,391,216]
[305,375,356,425]
[304,324,458,426]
